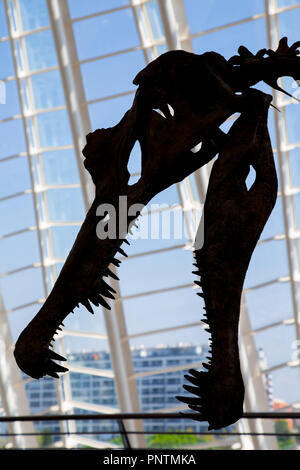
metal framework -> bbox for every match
[0,0,299,450]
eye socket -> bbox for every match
[245,165,256,190]
[127,141,142,186]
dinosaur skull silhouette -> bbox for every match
[14,37,299,430]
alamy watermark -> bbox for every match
[95,195,204,249]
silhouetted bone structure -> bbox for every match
[14,38,299,430]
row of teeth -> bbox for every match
[192,252,213,370]
[78,238,130,314]
[45,237,133,378]
[176,250,213,424]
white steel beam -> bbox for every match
[0,293,37,448]
[46,0,93,207]
[239,295,278,449]
[46,0,146,448]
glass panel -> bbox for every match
[245,240,289,288]
[7,304,38,341]
[192,18,267,60]
[270,366,300,406]
[19,0,50,31]
[290,148,300,187]
[21,79,30,111]
[73,10,139,61]
[31,70,65,109]
[292,192,300,228]
[0,41,15,78]
[130,323,207,351]
[0,193,35,236]
[0,0,8,37]
[124,287,205,336]
[246,282,293,330]
[46,188,85,221]
[0,119,26,158]
[81,50,145,101]
[68,0,129,18]
[118,246,194,297]
[0,266,44,310]
[278,7,300,45]
[285,104,300,144]
[15,39,24,73]
[0,155,30,198]
[42,149,79,184]
[0,229,40,273]
[184,0,264,34]
[88,94,134,129]
[25,30,57,71]
[254,323,296,369]
[145,1,164,41]
[36,110,72,148]
[50,225,80,258]
[63,304,107,334]
[277,0,300,7]
[260,197,284,239]
[0,80,21,120]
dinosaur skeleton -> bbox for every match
[14,37,300,430]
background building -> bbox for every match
[0,0,299,450]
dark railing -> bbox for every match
[0,412,300,446]
[1,411,300,422]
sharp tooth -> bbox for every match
[54,364,69,373]
[117,247,128,257]
[175,395,200,405]
[189,369,204,380]
[194,281,202,287]
[89,296,99,307]
[97,295,111,310]
[110,258,121,267]
[101,289,115,300]
[47,371,59,379]
[205,328,211,333]
[184,374,200,387]
[105,268,119,281]
[182,384,202,397]
[123,239,130,245]
[197,292,204,297]
[101,280,116,294]
[192,271,201,276]
[48,350,67,361]
[81,299,94,314]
